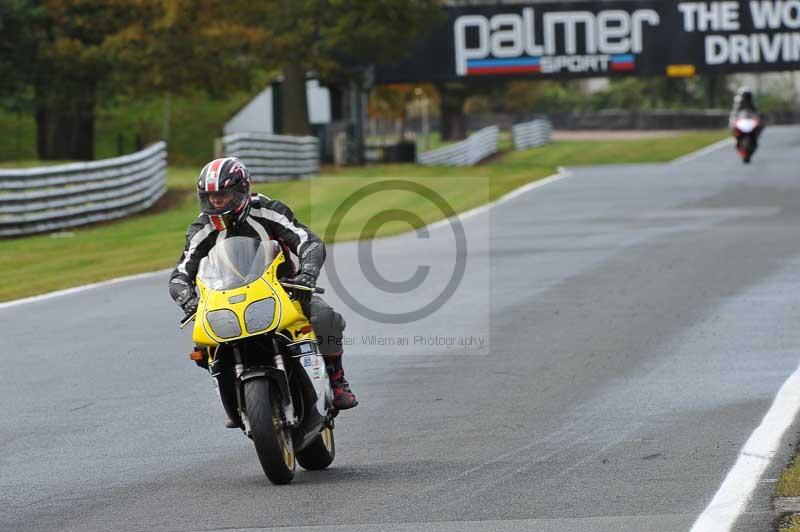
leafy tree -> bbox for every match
[500,75,736,115]
[0,0,41,112]
[1,0,440,160]
[368,83,437,140]
[262,0,443,135]
[1,0,270,161]
[110,1,271,97]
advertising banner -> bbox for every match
[376,1,800,82]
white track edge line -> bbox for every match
[671,137,734,165]
[426,167,571,232]
[689,362,800,532]
[0,269,171,309]
[1,134,725,308]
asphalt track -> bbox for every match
[3,127,800,532]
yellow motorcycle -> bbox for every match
[180,236,335,484]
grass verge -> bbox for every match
[0,130,726,302]
[780,514,800,532]
[416,130,515,153]
[773,432,800,531]
[778,453,800,498]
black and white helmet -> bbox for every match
[197,157,252,230]
[737,86,754,104]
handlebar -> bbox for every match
[179,313,196,329]
[280,282,325,295]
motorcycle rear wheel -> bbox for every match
[297,426,335,470]
[244,378,295,484]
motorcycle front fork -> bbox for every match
[229,344,298,432]
[271,342,297,427]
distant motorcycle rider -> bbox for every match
[729,86,760,123]
[169,157,358,415]
[729,86,764,148]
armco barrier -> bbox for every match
[222,133,319,182]
[417,126,499,166]
[512,119,552,150]
[0,142,167,237]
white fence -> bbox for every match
[222,132,319,182]
[512,119,552,150]
[417,126,499,166]
[0,142,167,238]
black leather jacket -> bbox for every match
[168,193,324,304]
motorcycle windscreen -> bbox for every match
[198,236,282,290]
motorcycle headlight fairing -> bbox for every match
[207,309,242,339]
[244,298,276,334]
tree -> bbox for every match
[368,84,412,140]
[111,1,271,97]
[1,1,440,160]
[0,0,271,161]
[261,0,443,135]
[0,0,40,111]
[29,1,163,160]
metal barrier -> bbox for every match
[0,142,167,237]
[512,119,553,150]
[417,126,499,166]
[222,132,319,182]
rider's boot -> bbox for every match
[326,356,358,410]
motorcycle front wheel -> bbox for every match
[297,425,335,470]
[741,136,754,163]
[244,378,295,484]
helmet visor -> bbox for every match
[199,190,248,215]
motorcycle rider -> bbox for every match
[169,157,358,418]
[729,86,763,148]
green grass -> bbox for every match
[0,130,727,302]
[417,130,514,153]
[777,452,800,497]
[780,514,800,532]
[95,91,254,165]
[416,131,455,153]
[0,111,37,161]
[503,130,727,167]
[0,160,76,168]
[770,395,800,532]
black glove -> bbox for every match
[170,281,198,316]
[181,296,199,317]
[290,272,316,304]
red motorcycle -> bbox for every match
[732,111,762,164]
